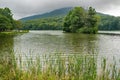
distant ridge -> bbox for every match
[20,7,120,31]
[20,7,73,21]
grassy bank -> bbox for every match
[0,53,120,80]
[0,30,29,35]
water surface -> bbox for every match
[0,31,120,71]
[12,30,120,55]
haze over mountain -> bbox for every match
[20,7,120,31]
[1,0,120,19]
[20,7,72,21]
[20,7,113,21]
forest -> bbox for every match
[22,17,63,30]
[98,13,120,30]
[21,7,120,31]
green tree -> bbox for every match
[0,7,23,31]
[13,20,23,30]
[63,7,86,32]
[2,7,13,19]
[86,7,100,33]
[63,6,100,34]
[63,11,72,32]
[98,15,120,30]
[0,14,12,31]
[70,7,86,32]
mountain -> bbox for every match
[20,7,120,31]
[20,7,72,21]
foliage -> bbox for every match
[63,7,100,33]
[13,20,23,30]
[0,7,23,32]
[21,17,63,30]
[0,51,120,80]
[98,14,120,30]
[0,14,13,31]
[21,7,120,31]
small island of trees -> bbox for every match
[63,7,100,34]
[21,7,120,32]
[2,6,120,34]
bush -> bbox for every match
[77,26,98,34]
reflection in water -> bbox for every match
[14,31,98,55]
[0,34,14,58]
[0,31,120,76]
[13,31,98,70]
[13,31,120,74]
[0,33,15,76]
[97,34,120,76]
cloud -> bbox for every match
[0,0,120,19]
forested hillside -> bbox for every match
[20,7,72,21]
[22,17,63,30]
[98,13,120,30]
[20,7,120,31]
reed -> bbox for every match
[0,52,120,80]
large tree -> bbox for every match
[86,7,100,33]
[0,14,12,31]
[63,6,100,34]
[0,7,23,31]
[63,7,86,32]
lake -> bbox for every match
[0,30,120,73]
[12,30,120,55]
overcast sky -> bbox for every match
[0,0,120,19]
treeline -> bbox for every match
[21,8,120,31]
[0,7,22,32]
[99,14,120,30]
[21,17,63,30]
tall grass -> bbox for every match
[0,52,120,80]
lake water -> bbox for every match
[13,31,120,55]
[0,30,120,72]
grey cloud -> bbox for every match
[0,0,120,19]
[89,0,120,10]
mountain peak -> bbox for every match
[20,7,73,21]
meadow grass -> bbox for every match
[0,52,120,80]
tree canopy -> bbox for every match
[0,7,22,32]
[21,7,120,31]
[98,14,120,30]
[21,17,63,30]
[63,7,100,33]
